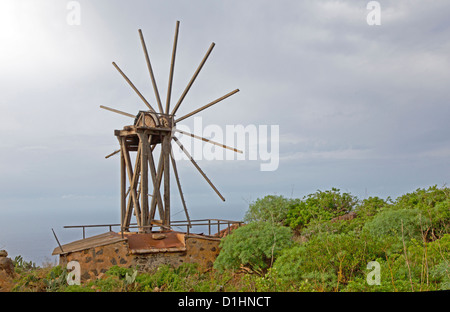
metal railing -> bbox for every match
[63,219,243,240]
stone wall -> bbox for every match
[59,234,221,281]
[184,236,220,269]
[60,240,132,281]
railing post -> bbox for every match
[83,226,85,240]
[208,220,211,236]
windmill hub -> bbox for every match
[133,111,174,130]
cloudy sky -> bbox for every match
[0,0,449,264]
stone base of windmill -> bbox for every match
[52,231,223,281]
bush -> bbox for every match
[392,185,450,240]
[355,196,391,218]
[286,188,358,230]
[214,221,294,273]
[244,195,295,225]
[362,208,428,244]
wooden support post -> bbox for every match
[163,134,171,226]
[145,138,165,225]
[121,137,142,228]
[120,140,127,231]
[139,133,149,232]
[122,143,142,231]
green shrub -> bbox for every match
[394,185,449,211]
[214,221,294,273]
[392,186,450,240]
[135,263,203,291]
[355,196,392,218]
[362,208,427,244]
[244,195,295,224]
[105,265,135,279]
[286,188,358,230]
[429,260,450,290]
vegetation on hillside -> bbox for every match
[4,185,450,292]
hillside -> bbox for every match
[1,185,449,292]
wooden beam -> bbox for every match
[139,133,149,232]
[166,21,180,114]
[139,29,164,114]
[100,105,135,118]
[175,89,239,123]
[124,144,142,230]
[105,149,120,159]
[163,135,171,226]
[112,62,156,113]
[145,137,165,224]
[121,137,142,227]
[171,42,215,116]
[120,141,127,231]
[174,128,243,154]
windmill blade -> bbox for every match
[112,62,157,113]
[138,29,164,114]
[100,105,136,118]
[105,149,120,159]
[171,42,215,116]
[174,129,243,154]
[169,146,191,228]
[166,21,180,115]
[172,136,225,202]
[175,89,240,123]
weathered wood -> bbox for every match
[144,136,165,225]
[175,89,240,123]
[139,29,163,114]
[139,133,149,232]
[115,127,171,138]
[174,128,243,154]
[121,137,142,227]
[120,142,127,231]
[112,61,156,113]
[163,135,171,226]
[166,21,180,114]
[172,136,225,201]
[171,42,215,116]
[100,105,135,118]
[124,144,142,230]
[105,149,121,159]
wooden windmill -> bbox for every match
[100,21,241,233]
